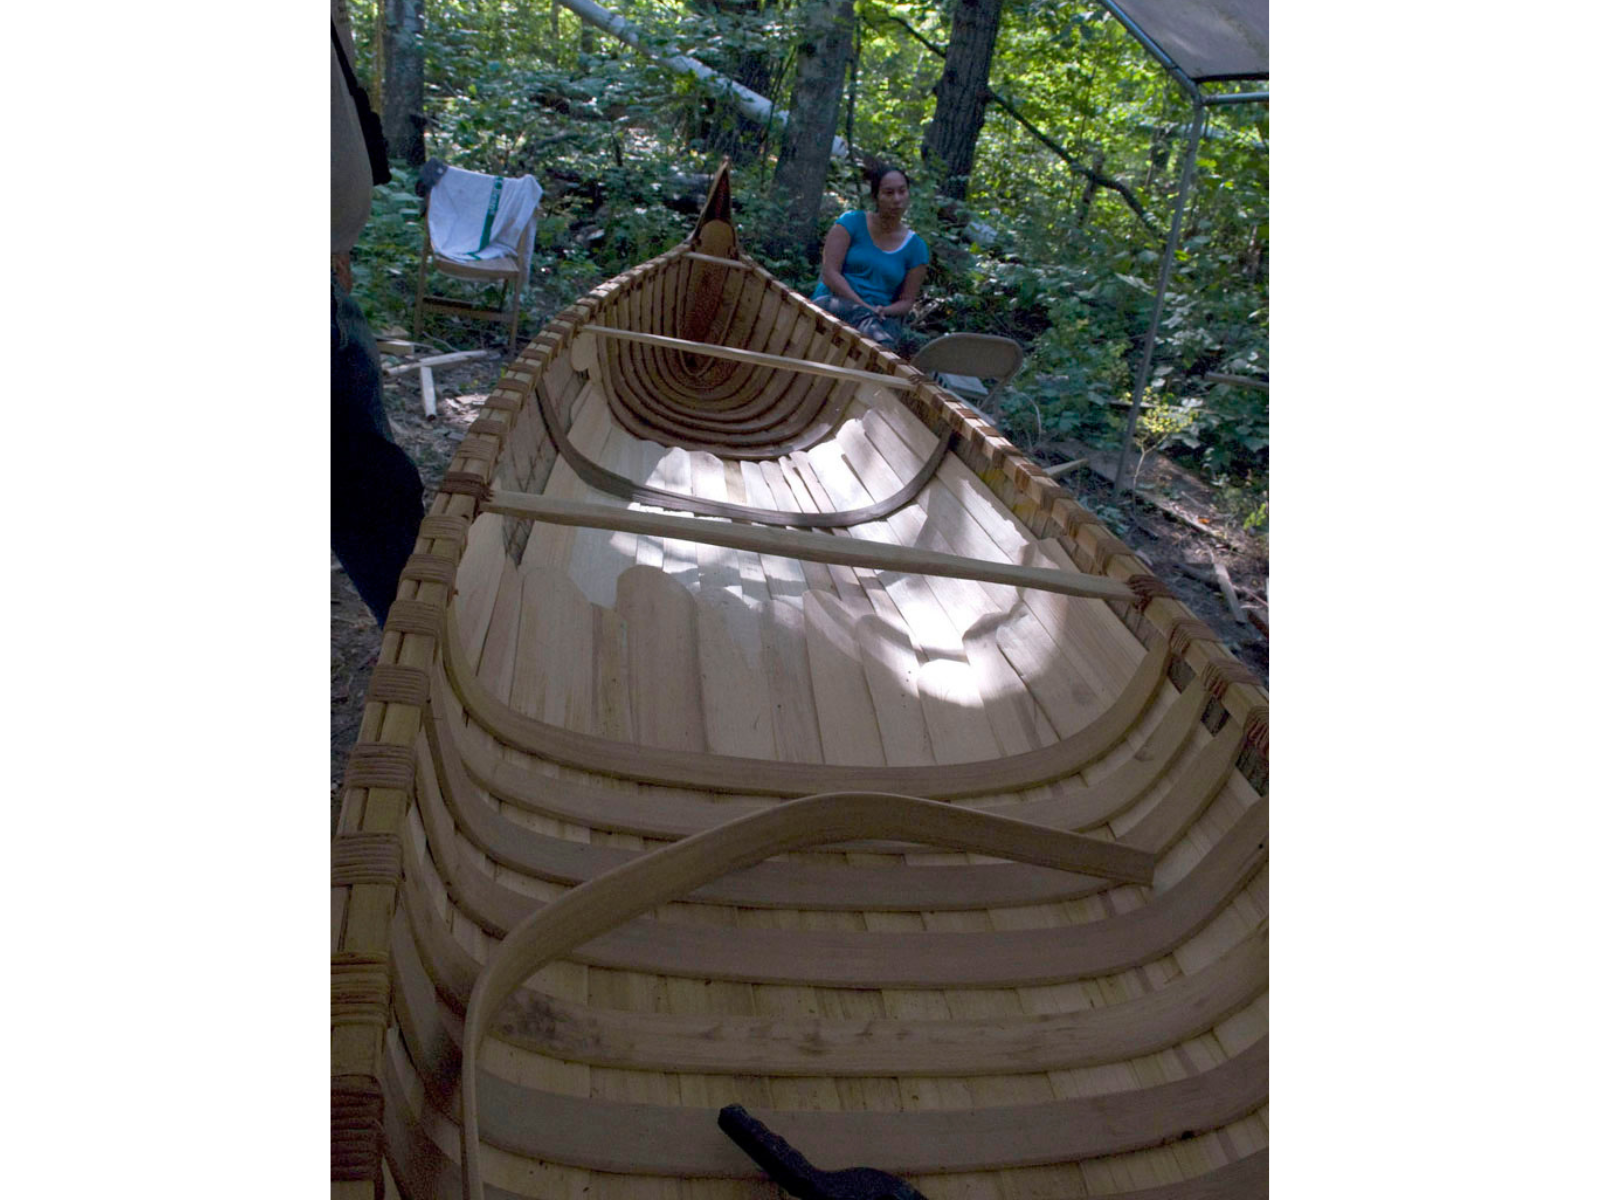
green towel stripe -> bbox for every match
[466,177,505,260]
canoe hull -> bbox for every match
[332,169,1268,1200]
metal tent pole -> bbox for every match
[1112,96,1207,493]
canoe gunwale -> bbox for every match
[331,184,1269,1199]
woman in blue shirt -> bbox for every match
[811,166,929,352]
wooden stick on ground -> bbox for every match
[1212,560,1248,625]
[1044,458,1089,478]
[420,366,438,420]
[385,349,498,376]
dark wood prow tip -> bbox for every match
[717,1105,929,1200]
[691,159,737,247]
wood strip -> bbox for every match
[488,933,1267,1076]
[452,792,1232,1195]
[534,371,951,528]
[444,606,1165,798]
[581,324,916,390]
[482,492,1135,604]
[464,1039,1267,1177]
[425,732,1153,909]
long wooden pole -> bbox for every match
[480,491,1136,602]
[579,324,917,390]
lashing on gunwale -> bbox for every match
[331,163,1268,1200]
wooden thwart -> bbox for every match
[579,323,917,390]
[680,250,754,269]
[481,491,1136,602]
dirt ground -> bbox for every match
[330,334,1269,814]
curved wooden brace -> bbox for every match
[423,702,1135,912]
[460,792,1259,1200]
[533,373,954,529]
[436,676,1241,851]
[406,786,1262,990]
[442,607,1165,797]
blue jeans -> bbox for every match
[331,279,423,627]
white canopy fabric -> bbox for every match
[1108,0,1268,82]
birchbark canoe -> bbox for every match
[331,164,1269,1200]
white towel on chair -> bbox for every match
[427,168,542,282]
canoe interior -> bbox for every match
[332,178,1269,1200]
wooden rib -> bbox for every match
[428,716,1150,893]
[548,800,1262,987]
[419,654,1165,913]
[384,1042,1265,1200]
[457,797,1264,1196]
[581,324,916,390]
[443,606,1166,797]
[403,797,1260,1018]
[603,340,841,446]
[439,679,1241,856]
[387,809,1260,1120]
[600,349,854,461]
[488,932,1267,1076]
[387,998,1270,1200]
[535,375,952,528]
[481,492,1135,603]
[457,1027,1266,1177]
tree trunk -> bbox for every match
[1075,147,1104,227]
[769,0,854,260]
[692,0,782,161]
[378,0,425,167]
[920,0,1003,201]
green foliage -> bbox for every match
[342,0,1265,498]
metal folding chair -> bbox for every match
[911,333,1025,411]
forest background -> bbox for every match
[341,0,1269,532]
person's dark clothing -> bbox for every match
[331,279,423,627]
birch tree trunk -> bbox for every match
[692,0,782,161]
[378,0,426,167]
[920,0,1003,201]
[770,0,854,259]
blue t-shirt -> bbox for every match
[812,210,930,308]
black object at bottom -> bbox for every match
[716,1105,928,1200]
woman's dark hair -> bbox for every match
[867,164,912,199]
